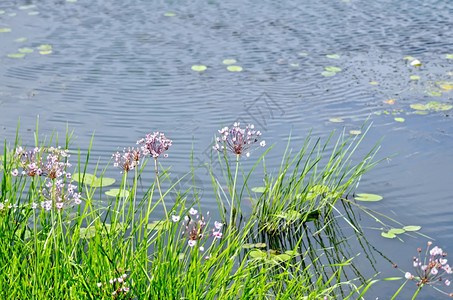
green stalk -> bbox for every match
[154,157,168,220]
[228,154,239,228]
[411,284,423,299]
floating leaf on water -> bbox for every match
[72,173,115,187]
[325,66,342,73]
[15,37,27,42]
[227,65,243,72]
[383,99,395,104]
[440,84,453,90]
[28,11,39,15]
[249,249,267,259]
[413,111,428,115]
[222,59,237,65]
[404,56,416,61]
[0,28,12,32]
[242,243,255,249]
[394,117,405,122]
[18,47,33,53]
[410,59,422,67]
[290,63,299,67]
[428,90,441,97]
[410,104,426,110]
[37,44,52,50]
[354,193,383,201]
[164,12,176,17]
[445,54,453,59]
[349,130,361,135]
[329,117,344,123]
[274,254,292,262]
[425,101,452,111]
[79,227,96,239]
[326,54,340,59]
[381,231,396,239]
[388,228,405,235]
[285,250,300,256]
[255,243,267,248]
[39,50,52,55]
[298,52,308,56]
[251,187,266,193]
[369,81,378,85]
[410,75,420,80]
[7,53,25,58]
[105,189,129,198]
[19,5,36,10]
[191,65,207,71]
[67,0,78,2]
[321,71,336,77]
[0,10,5,14]
[403,225,421,232]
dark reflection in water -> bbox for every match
[0,0,452,298]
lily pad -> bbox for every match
[0,10,5,14]
[191,65,207,72]
[15,37,27,42]
[354,193,383,202]
[147,220,168,231]
[72,173,115,187]
[164,12,176,17]
[394,117,405,122]
[7,53,25,58]
[440,84,453,90]
[249,249,267,259]
[255,243,267,248]
[426,101,452,111]
[381,231,396,239]
[19,5,36,10]
[325,66,342,73]
[242,243,255,249]
[388,228,405,235]
[18,48,33,53]
[28,11,39,15]
[37,44,52,51]
[322,71,336,77]
[403,225,421,232]
[0,28,12,33]
[410,75,420,80]
[410,104,427,110]
[222,59,237,65]
[349,130,362,135]
[326,54,340,59]
[274,254,292,262]
[446,54,453,60]
[251,187,266,193]
[105,189,129,198]
[329,118,344,123]
[39,50,52,55]
[227,65,243,72]
[79,227,97,239]
[369,81,378,85]
[67,0,78,2]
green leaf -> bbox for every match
[105,189,129,198]
[326,54,340,59]
[147,220,168,231]
[18,48,33,53]
[19,5,36,10]
[321,71,336,77]
[28,11,39,15]
[388,228,405,235]
[254,243,267,248]
[242,243,255,249]
[8,53,25,58]
[0,10,5,14]
[72,173,115,187]
[39,50,52,55]
[251,187,266,193]
[0,28,12,33]
[410,104,426,110]
[37,44,52,51]
[446,54,453,59]
[410,75,420,80]
[164,12,176,16]
[227,65,243,72]
[222,59,237,65]
[191,65,207,71]
[249,249,267,259]
[274,254,292,262]
[285,249,300,256]
[381,231,396,239]
[394,117,405,122]
[354,193,383,201]
[403,225,421,232]
[299,52,308,56]
[79,227,96,239]
[349,130,362,135]
[325,66,342,73]
[15,37,27,42]
[329,118,344,123]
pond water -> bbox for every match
[1,0,452,298]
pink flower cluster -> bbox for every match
[213,122,265,157]
[137,132,172,158]
[405,242,453,290]
[172,208,223,251]
[112,147,142,173]
[12,146,81,210]
[97,273,129,297]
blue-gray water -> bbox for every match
[0,0,452,298]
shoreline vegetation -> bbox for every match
[0,121,450,299]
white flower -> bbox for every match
[188,240,196,247]
[189,208,198,215]
[172,215,180,222]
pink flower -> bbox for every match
[172,215,180,222]
[213,123,265,157]
[188,240,196,247]
[189,208,198,215]
[137,132,172,158]
[213,231,223,239]
[446,280,451,286]
[431,267,438,275]
[214,221,223,230]
[199,246,205,251]
[11,169,18,176]
[405,272,413,279]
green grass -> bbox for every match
[0,122,413,299]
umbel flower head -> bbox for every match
[137,132,172,158]
[404,241,453,297]
[213,122,265,157]
[112,147,142,173]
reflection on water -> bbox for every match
[0,0,452,298]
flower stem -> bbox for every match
[411,284,423,300]
[154,157,168,220]
[229,154,240,228]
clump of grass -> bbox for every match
[0,121,418,299]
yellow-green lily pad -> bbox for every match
[39,50,52,55]
[326,54,340,59]
[251,187,266,193]
[381,231,396,239]
[227,65,243,72]
[325,66,342,73]
[164,12,176,17]
[329,118,344,123]
[37,44,52,51]
[0,28,12,33]
[28,11,39,15]
[394,117,405,122]
[15,37,27,42]
[354,193,383,201]
[388,228,405,235]
[222,59,237,65]
[349,130,362,135]
[0,10,5,14]
[8,53,25,58]
[410,104,427,110]
[105,189,129,198]
[18,48,34,53]
[410,75,420,80]
[191,65,207,72]
[19,5,36,10]
[403,225,421,232]
[322,71,336,77]
[446,54,453,59]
